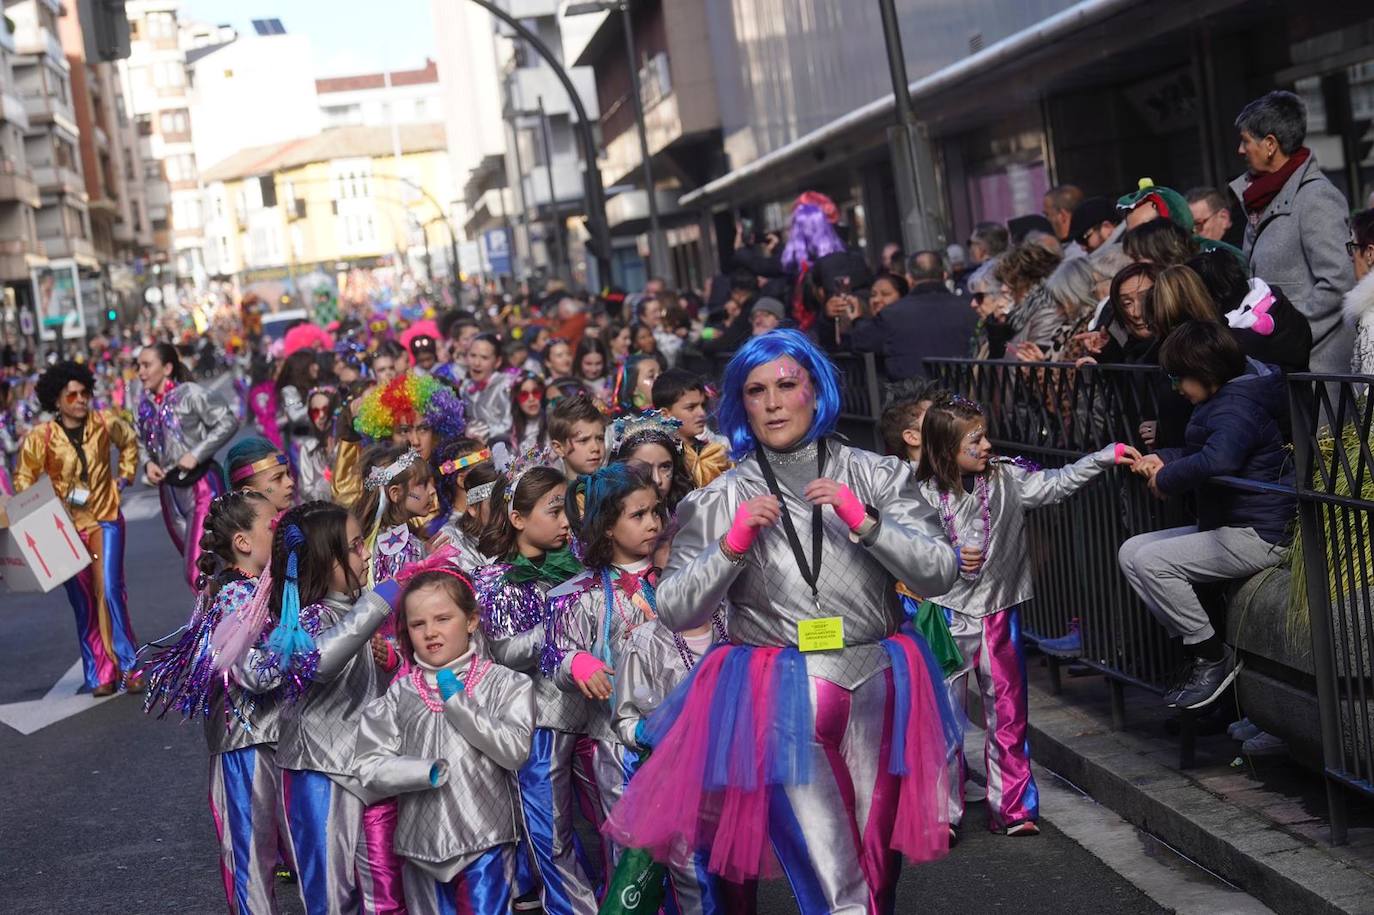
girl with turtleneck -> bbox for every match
[354,556,534,915]
[472,464,597,915]
[604,329,963,914]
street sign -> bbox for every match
[0,476,91,593]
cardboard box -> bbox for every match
[0,476,92,593]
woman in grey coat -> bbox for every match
[1229,90,1355,373]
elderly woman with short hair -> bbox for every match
[1229,90,1355,373]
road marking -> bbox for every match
[0,660,119,735]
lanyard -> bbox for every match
[755,438,826,611]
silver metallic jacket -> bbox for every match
[297,438,333,503]
[204,578,282,755]
[462,373,515,444]
[922,447,1116,618]
[475,566,588,733]
[544,569,652,743]
[138,380,240,470]
[437,524,491,572]
[238,590,394,801]
[658,439,958,690]
[611,619,724,749]
[354,659,534,880]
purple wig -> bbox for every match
[780,204,845,270]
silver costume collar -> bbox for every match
[761,439,819,466]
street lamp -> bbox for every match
[565,0,671,282]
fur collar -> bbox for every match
[1343,270,1374,322]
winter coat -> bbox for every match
[1229,153,1355,373]
[1155,359,1295,545]
[851,282,977,379]
[1343,270,1374,375]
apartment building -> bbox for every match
[0,6,42,317]
[317,58,442,129]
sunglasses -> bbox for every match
[517,388,543,405]
[63,389,91,403]
[309,406,330,420]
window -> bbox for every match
[159,110,189,135]
[413,99,429,121]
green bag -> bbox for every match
[598,846,667,915]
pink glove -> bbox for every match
[724,502,763,555]
[831,484,867,530]
[571,652,607,686]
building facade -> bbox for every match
[317,59,443,129]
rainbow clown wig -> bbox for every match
[716,328,840,460]
[353,374,466,441]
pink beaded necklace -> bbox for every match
[411,655,493,713]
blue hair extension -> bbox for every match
[264,525,317,666]
[227,436,283,480]
[717,329,841,459]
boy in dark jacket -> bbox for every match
[1120,321,1294,710]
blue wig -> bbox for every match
[717,329,840,459]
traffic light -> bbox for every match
[106,307,117,322]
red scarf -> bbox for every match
[1242,146,1310,215]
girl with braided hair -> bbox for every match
[234,501,409,915]
[137,490,288,914]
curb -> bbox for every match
[1027,685,1374,915]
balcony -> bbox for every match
[519,158,583,209]
[1,93,29,132]
[0,238,39,281]
[0,160,41,207]
[41,234,96,265]
[33,165,84,197]
[14,27,65,67]
[506,0,560,16]
[21,91,77,134]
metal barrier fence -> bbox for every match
[1290,375,1374,843]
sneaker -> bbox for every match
[1039,619,1082,659]
[1241,730,1287,756]
[1228,718,1261,741]
[1170,647,1241,710]
[1004,820,1040,837]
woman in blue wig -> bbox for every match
[604,329,961,913]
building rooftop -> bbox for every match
[315,59,439,95]
[200,122,447,182]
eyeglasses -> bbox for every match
[1348,241,1372,256]
[1167,374,1183,392]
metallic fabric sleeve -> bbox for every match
[657,481,747,632]
[105,410,140,485]
[442,668,535,771]
[13,425,43,491]
[313,590,395,682]
[182,383,240,465]
[355,687,444,796]
[543,587,598,690]
[1012,447,1114,510]
[332,437,363,509]
[848,452,959,598]
[297,439,331,503]
[280,385,308,427]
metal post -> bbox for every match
[537,96,569,280]
[507,112,534,277]
[619,1,670,281]
[464,0,613,287]
[876,0,944,252]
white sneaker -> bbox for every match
[1241,731,1287,756]
[965,779,987,802]
[1228,718,1261,741]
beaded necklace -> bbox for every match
[671,611,729,672]
[411,654,493,714]
[936,472,994,555]
[599,568,656,664]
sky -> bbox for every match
[179,0,438,77]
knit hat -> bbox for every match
[1068,196,1119,243]
[1116,179,1194,232]
[751,297,786,321]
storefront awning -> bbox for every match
[679,0,1149,210]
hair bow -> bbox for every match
[394,544,472,590]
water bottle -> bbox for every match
[959,525,986,581]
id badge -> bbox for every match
[68,487,91,507]
[798,617,845,652]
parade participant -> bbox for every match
[544,464,664,878]
[246,355,282,449]
[606,410,693,515]
[333,339,369,389]
[137,342,240,591]
[917,396,1139,836]
[369,341,406,392]
[351,373,466,534]
[408,334,439,373]
[573,335,612,405]
[473,453,597,915]
[354,551,535,915]
[298,386,340,503]
[237,501,408,915]
[511,371,550,452]
[651,369,730,488]
[356,444,434,586]
[611,353,660,414]
[549,395,606,482]
[275,350,318,471]
[461,333,515,443]
[226,436,296,513]
[605,329,961,913]
[138,490,287,915]
[16,361,140,696]
[433,438,497,571]
[542,337,575,381]
[880,379,944,470]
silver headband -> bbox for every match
[466,480,497,505]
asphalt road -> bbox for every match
[0,459,1242,914]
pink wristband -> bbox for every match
[832,484,867,530]
[724,503,761,555]
[571,652,607,686]
[1114,443,1128,464]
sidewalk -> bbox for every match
[1026,657,1374,915]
